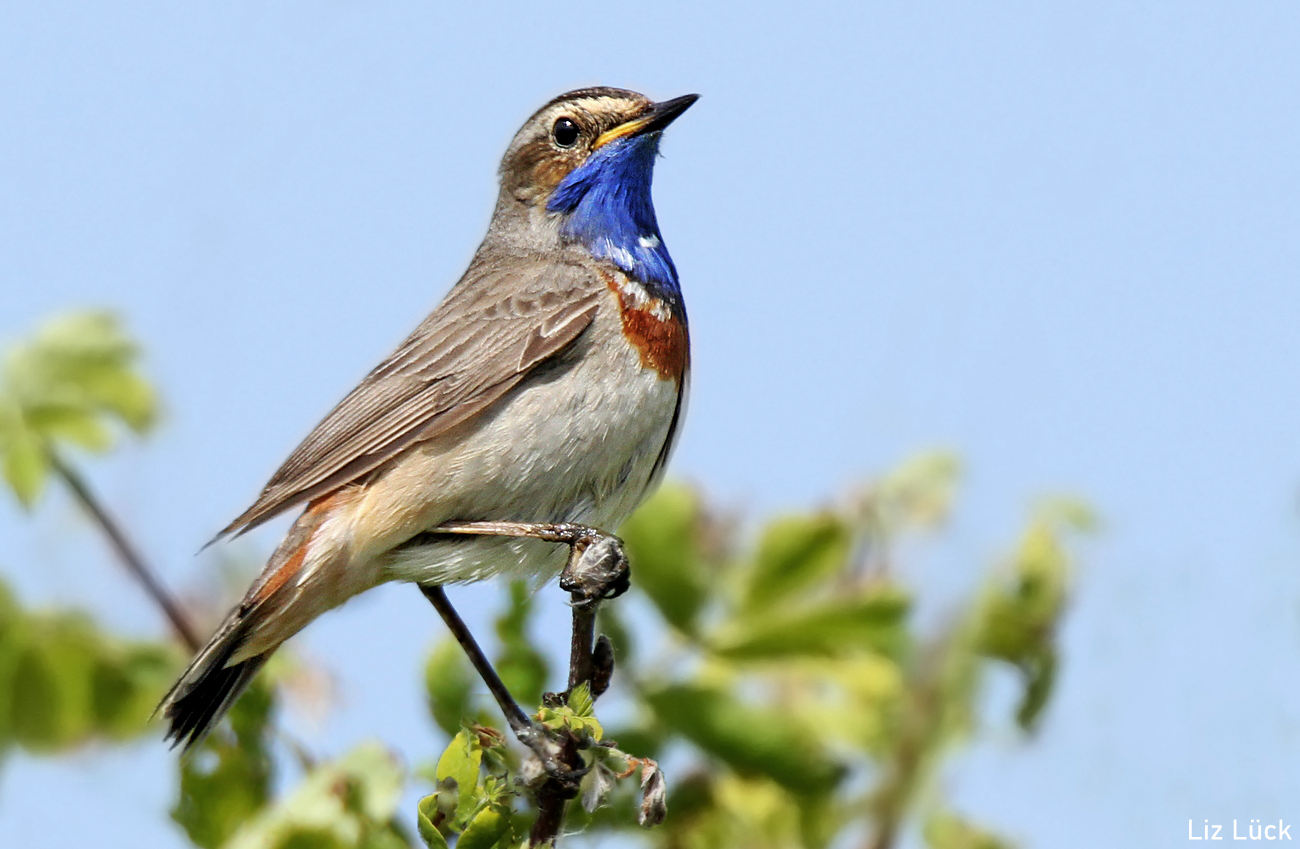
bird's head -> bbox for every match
[491,88,698,293]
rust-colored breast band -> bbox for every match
[600,269,688,382]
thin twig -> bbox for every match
[47,448,201,652]
[567,600,600,693]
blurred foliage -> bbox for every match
[925,810,1017,849]
[0,311,157,507]
[420,461,1089,848]
[492,581,550,708]
[0,312,178,755]
[1,311,1090,848]
[0,574,180,754]
[223,743,409,849]
[605,469,1084,849]
[173,680,277,848]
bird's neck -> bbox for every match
[546,136,684,314]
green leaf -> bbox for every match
[8,617,96,751]
[90,643,177,739]
[620,485,708,634]
[745,513,852,612]
[568,681,594,717]
[713,591,910,661]
[975,512,1081,671]
[798,794,838,849]
[663,772,714,823]
[24,404,111,451]
[417,795,451,849]
[1034,495,1099,534]
[436,729,483,825]
[537,683,604,742]
[0,579,176,750]
[1013,647,1056,732]
[77,367,157,433]
[644,683,844,796]
[0,584,23,747]
[457,802,512,849]
[0,621,29,748]
[1,422,48,508]
[0,311,158,487]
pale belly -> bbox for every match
[363,305,683,587]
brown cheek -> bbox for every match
[512,139,578,200]
[532,156,572,195]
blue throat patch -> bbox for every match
[547,133,684,315]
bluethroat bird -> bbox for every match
[160,88,697,756]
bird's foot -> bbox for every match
[558,533,630,603]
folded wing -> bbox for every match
[218,257,604,538]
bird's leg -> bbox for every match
[419,521,630,785]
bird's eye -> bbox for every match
[552,117,580,148]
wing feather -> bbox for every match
[217,258,604,538]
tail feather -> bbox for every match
[162,491,346,750]
[158,613,268,752]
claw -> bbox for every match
[559,535,629,601]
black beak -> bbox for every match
[594,94,700,149]
[638,94,700,135]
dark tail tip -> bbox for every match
[159,637,268,753]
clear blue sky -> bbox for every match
[3,3,1299,847]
